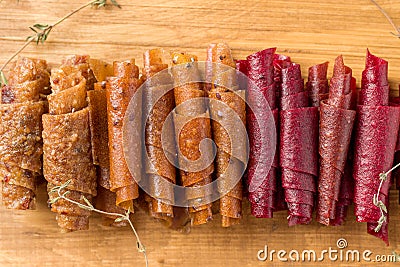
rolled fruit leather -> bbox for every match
[44,59,97,231]
[245,48,278,218]
[87,60,129,226]
[208,43,247,227]
[0,58,49,209]
[279,63,319,226]
[171,51,214,226]
[353,50,400,245]
[317,56,356,226]
[142,49,176,224]
[107,59,142,212]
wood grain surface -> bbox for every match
[1,0,400,266]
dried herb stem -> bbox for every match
[50,180,148,267]
[0,0,120,87]
[373,162,400,232]
[369,0,400,37]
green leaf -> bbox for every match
[114,217,124,223]
[29,27,38,33]
[81,196,93,208]
[0,71,8,86]
[33,24,49,31]
[111,0,121,8]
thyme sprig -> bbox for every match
[0,0,121,87]
[373,162,400,232]
[49,180,148,267]
[370,0,400,38]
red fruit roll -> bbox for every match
[245,48,278,218]
[317,56,356,226]
[353,50,400,245]
[279,63,318,226]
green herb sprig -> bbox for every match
[0,0,121,87]
[373,162,400,232]
[49,180,148,267]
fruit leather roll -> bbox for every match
[208,43,246,227]
[88,69,127,226]
[143,49,176,223]
[44,64,97,231]
[306,62,329,107]
[0,57,48,209]
[353,50,400,245]
[107,60,142,211]
[317,56,356,225]
[272,54,292,212]
[171,51,213,226]
[279,63,318,226]
[244,48,278,218]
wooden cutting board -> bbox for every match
[1,0,400,266]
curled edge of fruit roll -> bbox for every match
[208,43,247,227]
[107,59,141,211]
[171,51,214,225]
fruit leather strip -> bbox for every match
[48,79,87,115]
[143,50,176,221]
[62,55,96,91]
[7,57,50,94]
[0,102,44,173]
[209,89,246,226]
[1,81,41,103]
[217,150,244,226]
[43,108,97,195]
[43,108,97,230]
[107,71,141,211]
[47,182,92,231]
[50,66,85,93]
[368,220,389,246]
[246,48,276,89]
[317,98,356,225]
[280,108,319,176]
[95,186,127,226]
[0,57,48,210]
[172,52,212,225]
[88,86,109,168]
[1,178,36,209]
[359,84,389,107]
[0,102,44,209]
[280,107,318,223]
[306,62,329,107]
[208,43,246,227]
[353,105,400,224]
[88,84,125,224]
[280,91,309,110]
[144,86,176,155]
[88,59,113,83]
[246,48,278,218]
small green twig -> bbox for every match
[369,0,400,38]
[0,0,121,87]
[50,180,148,267]
[373,162,400,232]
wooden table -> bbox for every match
[1,0,400,266]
